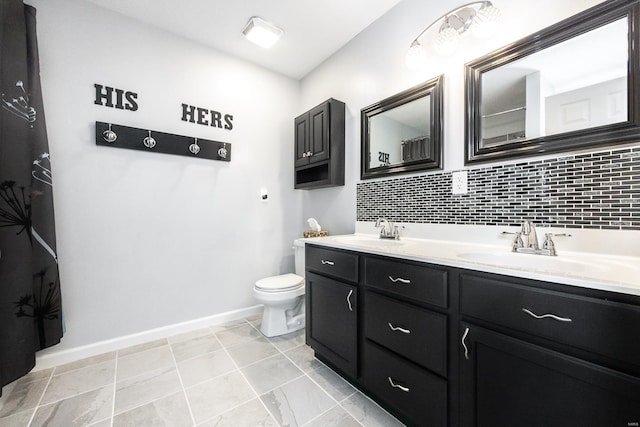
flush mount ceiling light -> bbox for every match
[405,1,501,69]
[241,16,283,48]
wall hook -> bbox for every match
[103,123,117,143]
[217,142,228,159]
[189,137,200,155]
[143,130,156,149]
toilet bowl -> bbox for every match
[253,239,306,337]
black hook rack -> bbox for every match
[95,121,231,162]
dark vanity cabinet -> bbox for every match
[294,98,345,189]
[305,245,358,377]
[458,325,640,427]
[459,272,640,427]
[361,256,449,427]
[305,245,451,426]
[306,242,640,427]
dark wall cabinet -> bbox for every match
[306,243,640,427]
[294,98,345,189]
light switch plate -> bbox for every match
[452,171,468,195]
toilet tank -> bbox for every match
[293,239,306,277]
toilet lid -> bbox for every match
[255,273,304,292]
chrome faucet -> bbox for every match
[521,220,539,250]
[375,217,400,240]
[503,220,571,256]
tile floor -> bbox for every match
[0,315,404,426]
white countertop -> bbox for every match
[302,230,640,297]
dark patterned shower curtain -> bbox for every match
[0,0,63,395]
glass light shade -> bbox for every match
[435,25,459,55]
[405,40,427,70]
[242,17,283,48]
[471,2,502,39]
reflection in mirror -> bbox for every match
[362,75,443,179]
[481,18,627,147]
[369,95,431,167]
[466,0,640,164]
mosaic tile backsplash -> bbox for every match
[356,146,640,230]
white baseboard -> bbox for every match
[34,305,263,371]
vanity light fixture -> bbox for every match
[405,1,501,69]
[241,16,283,48]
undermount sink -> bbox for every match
[456,251,607,274]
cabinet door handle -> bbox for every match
[346,289,354,312]
[522,308,572,323]
[321,260,334,266]
[388,276,411,284]
[388,323,411,334]
[462,327,470,360]
[307,151,313,157]
[388,377,410,392]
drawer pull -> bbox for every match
[347,289,354,312]
[388,276,411,284]
[388,377,410,392]
[321,260,334,266]
[522,308,572,323]
[462,327,470,360]
[388,323,411,334]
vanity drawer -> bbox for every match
[364,291,447,376]
[363,341,447,427]
[306,245,358,283]
[364,257,448,307]
[460,273,640,368]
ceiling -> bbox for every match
[84,0,403,80]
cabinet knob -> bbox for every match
[307,151,313,156]
[302,152,307,158]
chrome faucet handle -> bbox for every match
[545,232,572,238]
[375,217,399,239]
[375,217,389,229]
[542,233,572,256]
[542,234,557,255]
[502,231,524,252]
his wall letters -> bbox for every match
[94,84,138,111]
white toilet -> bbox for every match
[253,239,306,337]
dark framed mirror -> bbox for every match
[465,0,640,164]
[361,75,444,179]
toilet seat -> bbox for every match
[255,273,304,293]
